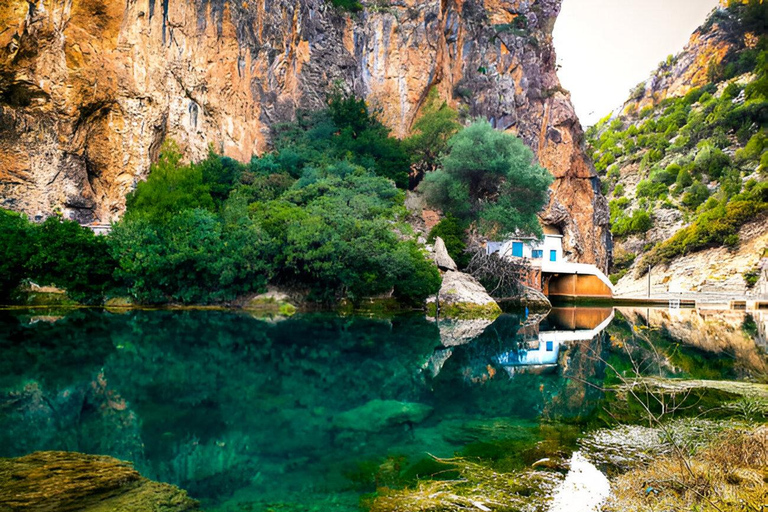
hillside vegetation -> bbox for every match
[586,0,768,286]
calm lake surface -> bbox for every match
[1,306,766,510]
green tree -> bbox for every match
[251,171,440,303]
[198,149,244,206]
[125,141,214,222]
[27,217,117,304]
[404,90,461,187]
[0,209,34,300]
[272,93,411,188]
[419,120,553,237]
[110,207,271,305]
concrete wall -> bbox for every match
[547,274,613,299]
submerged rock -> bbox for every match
[0,451,199,511]
[333,400,433,432]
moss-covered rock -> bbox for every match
[427,271,502,320]
[0,451,199,511]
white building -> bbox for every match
[487,233,615,296]
[488,234,565,264]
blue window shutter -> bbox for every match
[550,250,557,262]
[512,242,524,257]
[546,341,554,352]
[532,250,543,259]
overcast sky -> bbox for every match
[553,0,721,127]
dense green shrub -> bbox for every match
[110,205,271,304]
[251,171,440,303]
[641,181,768,271]
[735,131,767,162]
[681,181,710,209]
[420,120,553,237]
[272,92,410,188]
[694,145,731,179]
[0,209,35,299]
[0,210,118,304]
[27,218,118,304]
[636,179,668,199]
[612,210,653,238]
[125,141,215,223]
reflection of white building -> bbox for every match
[496,310,615,370]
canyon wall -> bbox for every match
[0,0,610,269]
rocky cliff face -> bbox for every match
[0,0,610,269]
[621,6,750,114]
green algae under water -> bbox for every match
[0,306,766,511]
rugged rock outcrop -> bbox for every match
[0,451,199,511]
[433,237,458,272]
[0,0,609,269]
[428,270,502,319]
[621,5,753,114]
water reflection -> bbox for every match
[496,308,614,371]
[0,306,765,510]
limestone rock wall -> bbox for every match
[0,0,610,269]
[621,6,751,114]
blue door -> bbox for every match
[512,242,524,258]
[550,250,557,262]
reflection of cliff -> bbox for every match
[618,307,768,378]
[0,0,609,268]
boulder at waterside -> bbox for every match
[428,271,502,320]
[333,400,434,432]
[499,286,552,312]
[0,451,199,511]
[433,237,458,272]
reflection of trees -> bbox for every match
[0,310,443,502]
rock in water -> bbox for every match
[333,400,433,432]
[433,237,458,272]
[500,286,552,312]
[428,271,502,320]
[0,451,199,511]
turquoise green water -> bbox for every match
[0,307,765,510]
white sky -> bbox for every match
[553,0,721,127]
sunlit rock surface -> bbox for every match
[0,0,610,269]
